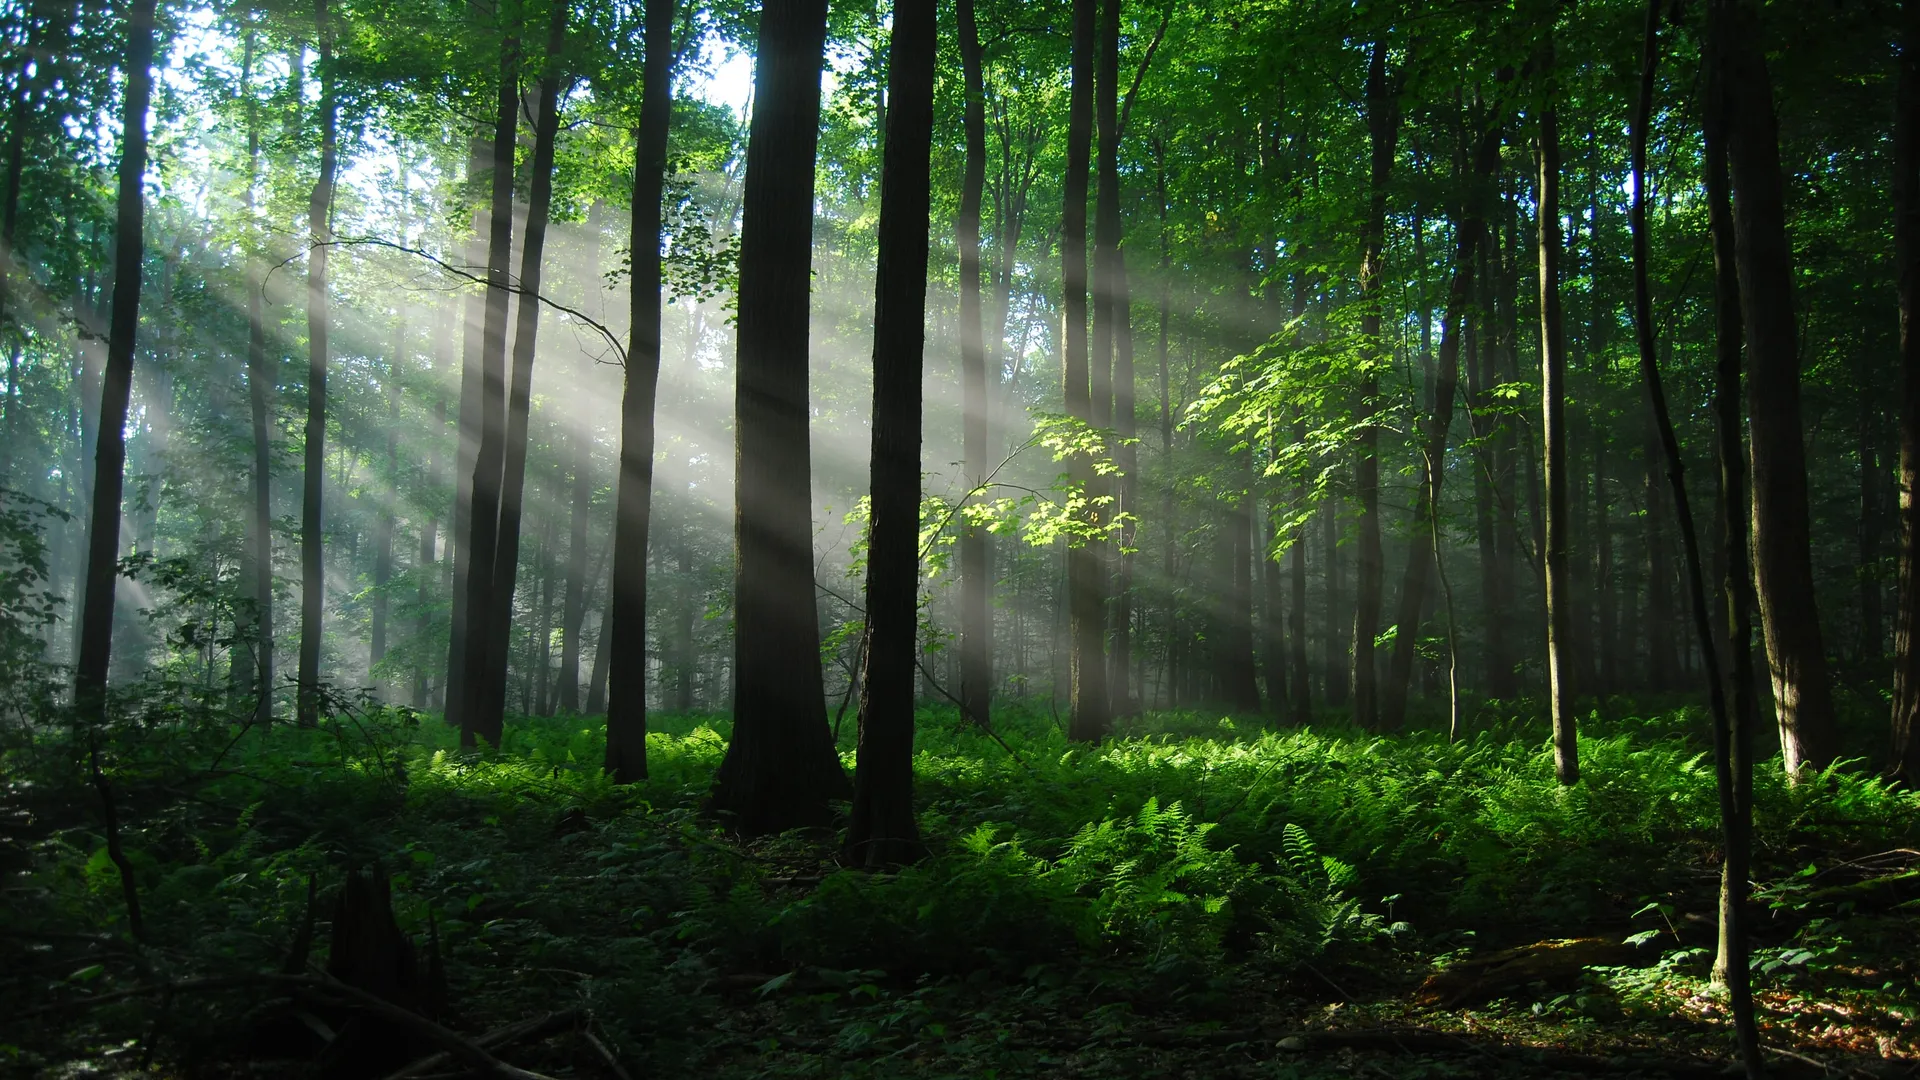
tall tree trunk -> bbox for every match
[414,304,446,710]
[1537,41,1578,784]
[1111,261,1139,713]
[558,427,590,713]
[1643,5,1761,1069]
[1352,40,1397,729]
[73,0,155,708]
[230,28,264,710]
[586,598,610,715]
[1156,143,1177,711]
[1596,438,1616,695]
[469,1,568,744]
[444,133,493,725]
[1262,485,1287,713]
[675,534,695,711]
[604,0,673,782]
[371,318,401,697]
[847,0,934,867]
[1714,0,1839,776]
[295,0,338,729]
[244,99,275,724]
[1891,0,1920,784]
[450,38,520,742]
[1062,0,1109,740]
[1494,199,1526,697]
[1381,129,1489,730]
[1289,410,1312,724]
[956,0,991,732]
[1469,225,1505,697]
[708,0,852,827]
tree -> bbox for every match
[1891,0,1920,785]
[707,0,852,832]
[73,0,156,709]
[1351,39,1397,730]
[846,0,935,868]
[1062,0,1108,741]
[604,0,674,785]
[451,33,520,747]
[1712,0,1838,777]
[955,0,991,733]
[470,0,568,747]
[1537,33,1577,785]
[294,0,339,729]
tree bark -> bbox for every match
[1697,8,1766,1060]
[444,133,492,725]
[604,0,673,782]
[846,0,934,868]
[72,0,155,710]
[1537,42,1577,785]
[956,0,991,732]
[1352,40,1397,729]
[1892,0,1920,784]
[708,0,852,828]
[414,305,446,710]
[466,1,567,745]
[371,321,400,697]
[1714,0,1839,776]
[451,36,520,742]
[295,0,338,729]
[1062,0,1109,741]
[1859,379,1884,663]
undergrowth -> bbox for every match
[3,684,1916,1076]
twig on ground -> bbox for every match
[382,1008,582,1080]
[583,1026,636,1080]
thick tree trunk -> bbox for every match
[558,428,590,714]
[1493,201,1525,697]
[1062,0,1109,741]
[1596,438,1616,695]
[1111,255,1139,714]
[846,0,934,867]
[604,0,673,782]
[1714,0,1839,776]
[72,0,155,709]
[1537,49,1577,785]
[1892,0,1920,784]
[468,2,568,745]
[295,0,338,729]
[1352,41,1397,728]
[708,0,852,827]
[586,598,611,715]
[1645,425,1676,691]
[956,0,991,732]
[451,40,519,742]
[1289,412,1312,724]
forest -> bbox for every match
[3,0,1919,1075]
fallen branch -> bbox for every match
[583,1027,636,1080]
[382,1008,582,1080]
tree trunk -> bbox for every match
[1596,438,1616,696]
[1289,412,1312,724]
[444,133,492,725]
[295,0,338,729]
[956,0,992,732]
[708,0,852,829]
[414,306,446,711]
[1111,254,1139,713]
[558,427,590,714]
[1644,5,1762,1069]
[72,0,155,709]
[1381,129,1490,730]
[1645,424,1676,691]
[371,319,401,697]
[602,0,673,781]
[846,0,934,867]
[1062,0,1109,741]
[1352,40,1397,729]
[1892,0,1920,784]
[586,598,611,715]
[1714,0,1839,776]
[468,1,567,744]
[1537,45,1577,785]
[1157,145,1176,711]
[675,534,695,711]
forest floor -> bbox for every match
[2,695,1917,1078]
